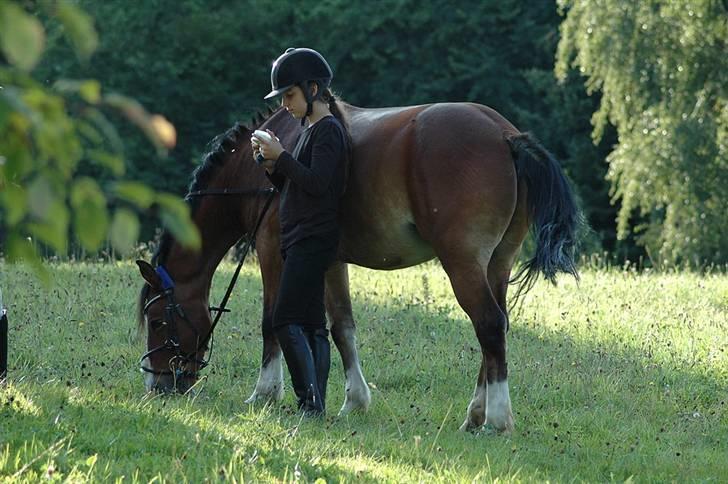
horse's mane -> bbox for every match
[136,107,277,330]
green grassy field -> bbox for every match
[1,261,726,482]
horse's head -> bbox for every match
[136,259,212,394]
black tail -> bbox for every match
[507,133,581,293]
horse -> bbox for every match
[136,101,580,432]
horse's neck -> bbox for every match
[162,213,243,299]
[165,159,267,296]
[163,109,299,294]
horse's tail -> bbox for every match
[507,132,581,294]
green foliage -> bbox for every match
[1,262,726,480]
[0,1,200,275]
[556,0,728,266]
[35,0,619,257]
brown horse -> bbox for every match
[136,102,579,432]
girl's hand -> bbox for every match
[257,129,284,161]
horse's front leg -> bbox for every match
[325,262,371,414]
[244,310,284,403]
[245,227,284,403]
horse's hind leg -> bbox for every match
[325,262,372,414]
[438,251,514,432]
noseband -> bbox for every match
[140,187,276,385]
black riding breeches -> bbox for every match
[272,234,338,329]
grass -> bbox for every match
[0,261,726,482]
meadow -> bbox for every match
[1,261,726,482]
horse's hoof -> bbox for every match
[244,387,283,404]
[459,419,479,432]
[337,396,370,416]
[486,413,514,434]
[337,401,362,416]
[479,423,502,436]
[459,419,513,434]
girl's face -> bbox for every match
[280,86,308,119]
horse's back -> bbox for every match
[339,103,521,269]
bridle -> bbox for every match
[140,186,277,385]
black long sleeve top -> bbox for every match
[266,115,348,251]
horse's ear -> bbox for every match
[136,260,162,290]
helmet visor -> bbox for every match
[263,83,295,100]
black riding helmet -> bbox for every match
[265,48,333,124]
[264,48,333,99]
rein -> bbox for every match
[186,187,273,198]
[140,187,277,382]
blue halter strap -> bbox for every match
[155,265,175,290]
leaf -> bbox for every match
[54,79,101,104]
[87,149,124,177]
[55,2,98,60]
[76,120,103,144]
[79,80,101,103]
[0,182,27,225]
[26,201,69,253]
[156,194,200,249]
[114,181,155,209]
[103,93,147,126]
[6,233,47,282]
[70,177,108,251]
[27,176,55,220]
[149,115,177,149]
[81,107,124,154]
[109,208,139,255]
[103,93,171,154]
[0,2,45,71]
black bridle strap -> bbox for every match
[197,188,278,352]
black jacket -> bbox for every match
[266,115,348,250]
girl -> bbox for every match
[252,48,349,415]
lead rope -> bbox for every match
[197,187,277,359]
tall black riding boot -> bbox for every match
[302,328,330,411]
[275,324,324,415]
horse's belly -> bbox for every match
[339,217,435,270]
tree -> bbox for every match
[0,1,199,276]
[556,0,728,266]
[32,0,625,259]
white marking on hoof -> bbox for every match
[485,380,514,433]
[338,363,371,415]
[245,354,284,404]
[459,385,486,431]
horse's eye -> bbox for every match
[149,319,166,332]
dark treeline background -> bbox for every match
[36,0,636,261]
